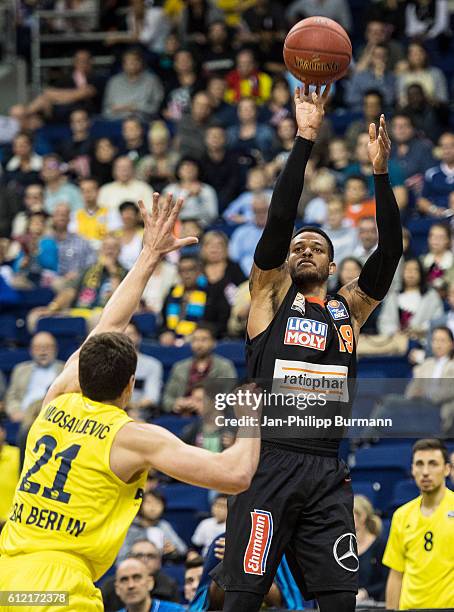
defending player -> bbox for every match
[212,85,403,612]
[0,194,261,611]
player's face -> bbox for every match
[411,450,450,493]
[288,233,333,287]
[184,566,203,601]
[115,560,152,605]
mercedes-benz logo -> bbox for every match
[333,533,359,572]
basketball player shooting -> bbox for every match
[0,194,261,612]
[212,85,403,612]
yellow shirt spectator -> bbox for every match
[71,207,110,244]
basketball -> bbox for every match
[283,16,352,85]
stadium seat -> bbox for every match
[132,312,156,338]
[158,484,210,546]
[357,356,412,378]
[351,481,380,508]
[0,348,30,380]
[17,288,55,309]
[36,317,87,361]
[151,415,196,438]
[215,341,246,378]
[0,315,19,345]
[140,342,192,381]
[387,479,420,515]
[161,562,186,600]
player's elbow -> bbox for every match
[220,469,252,495]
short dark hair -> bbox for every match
[79,332,137,401]
[194,321,216,339]
[345,174,368,188]
[364,89,384,105]
[79,176,99,187]
[292,226,335,261]
[412,439,449,463]
[185,556,204,569]
[432,325,454,343]
[144,489,166,509]
[119,200,139,214]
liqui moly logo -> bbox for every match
[243,509,273,575]
[284,317,328,351]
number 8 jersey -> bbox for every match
[0,393,147,582]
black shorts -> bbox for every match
[211,442,358,599]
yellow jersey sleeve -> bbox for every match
[383,508,405,573]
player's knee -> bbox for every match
[316,590,356,612]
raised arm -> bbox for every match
[43,193,197,405]
[339,115,402,332]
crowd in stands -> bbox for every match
[1,0,454,609]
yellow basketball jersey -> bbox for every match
[383,488,454,610]
[0,393,147,581]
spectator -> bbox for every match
[41,154,83,214]
[192,495,228,556]
[229,192,270,275]
[58,108,93,169]
[227,97,274,161]
[5,332,63,422]
[377,258,443,337]
[322,196,358,268]
[286,0,352,32]
[102,538,179,611]
[334,257,363,293]
[70,177,110,246]
[227,280,250,338]
[418,132,454,215]
[355,18,405,71]
[260,77,292,129]
[11,183,45,237]
[396,41,448,106]
[326,138,351,185]
[120,117,148,162]
[354,495,388,603]
[120,490,187,561]
[420,223,454,288]
[427,281,454,342]
[303,169,337,225]
[223,166,271,224]
[0,414,20,526]
[163,158,218,227]
[179,0,224,46]
[177,91,215,160]
[128,0,172,54]
[345,90,384,153]
[162,49,204,123]
[114,201,143,271]
[2,132,42,191]
[136,121,180,193]
[103,48,164,121]
[141,257,179,316]
[225,48,272,105]
[404,0,450,41]
[241,0,286,71]
[344,175,376,226]
[400,83,446,142]
[114,558,185,612]
[123,323,163,416]
[162,322,236,413]
[90,138,117,186]
[184,557,204,604]
[98,157,154,213]
[201,125,242,214]
[345,44,396,113]
[383,439,453,610]
[201,20,235,76]
[266,117,298,185]
[206,74,236,127]
[352,217,378,263]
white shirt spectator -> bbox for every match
[132,352,163,407]
[192,517,226,557]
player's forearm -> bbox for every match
[218,435,260,492]
[93,248,160,335]
[254,137,313,270]
[385,570,402,609]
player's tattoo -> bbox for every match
[344,281,374,306]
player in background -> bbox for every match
[384,439,454,610]
[0,194,261,612]
[212,84,403,612]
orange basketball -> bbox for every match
[283,16,352,85]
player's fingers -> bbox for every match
[315,84,321,97]
[311,90,318,104]
[303,82,310,97]
[168,195,185,224]
[176,236,199,249]
[369,122,376,143]
[151,192,159,222]
[138,199,148,225]
[379,126,390,151]
[294,86,301,103]
[321,82,332,101]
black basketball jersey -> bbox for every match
[247,283,357,456]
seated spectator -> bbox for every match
[57,108,93,174]
[396,41,448,107]
[192,495,228,557]
[326,138,351,185]
[344,175,376,226]
[345,89,384,153]
[334,257,363,293]
[120,490,187,562]
[223,166,271,224]
[226,280,250,338]
[124,323,163,417]
[114,201,143,271]
[103,48,164,121]
[128,0,172,54]
[162,322,237,413]
[5,332,63,422]
[260,76,292,127]
[114,558,185,612]
[201,20,235,76]
[418,132,454,215]
[41,154,83,214]
[286,0,351,30]
[428,281,454,342]
[98,156,154,213]
[229,192,269,275]
[352,216,378,263]
[2,132,42,191]
[400,83,446,142]
[354,495,388,603]
[206,74,236,127]
[26,49,100,121]
[120,117,148,162]
[420,223,454,288]
[0,414,20,526]
[136,121,180,193]
[322,196,358,268]
[50,203,96,289]
[378,258,443,337]
[355,18,404,71]
[89,137,117,185]
[345,44,396,113]
[265,117,298,185]
[70,177,111,247]
[404,1,450,41]
[103,539,179,611]
[0,238,19,302]
[201,125,242,214]
[163,158,218,227]
[225,48,272,105]
[11,183,45,237]
[303,169,337,225]
[162,49,204,123]
[184,556,204,604]
[390,113,435,194]
[141,257,179,315]
[176,91,215,160]
[227,97,274,161]
[179,0,224,46]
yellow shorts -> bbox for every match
[0,551,103,611]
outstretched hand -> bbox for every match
[138,192,198,258]
[294,83,331,142]
[368,114,391,174]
